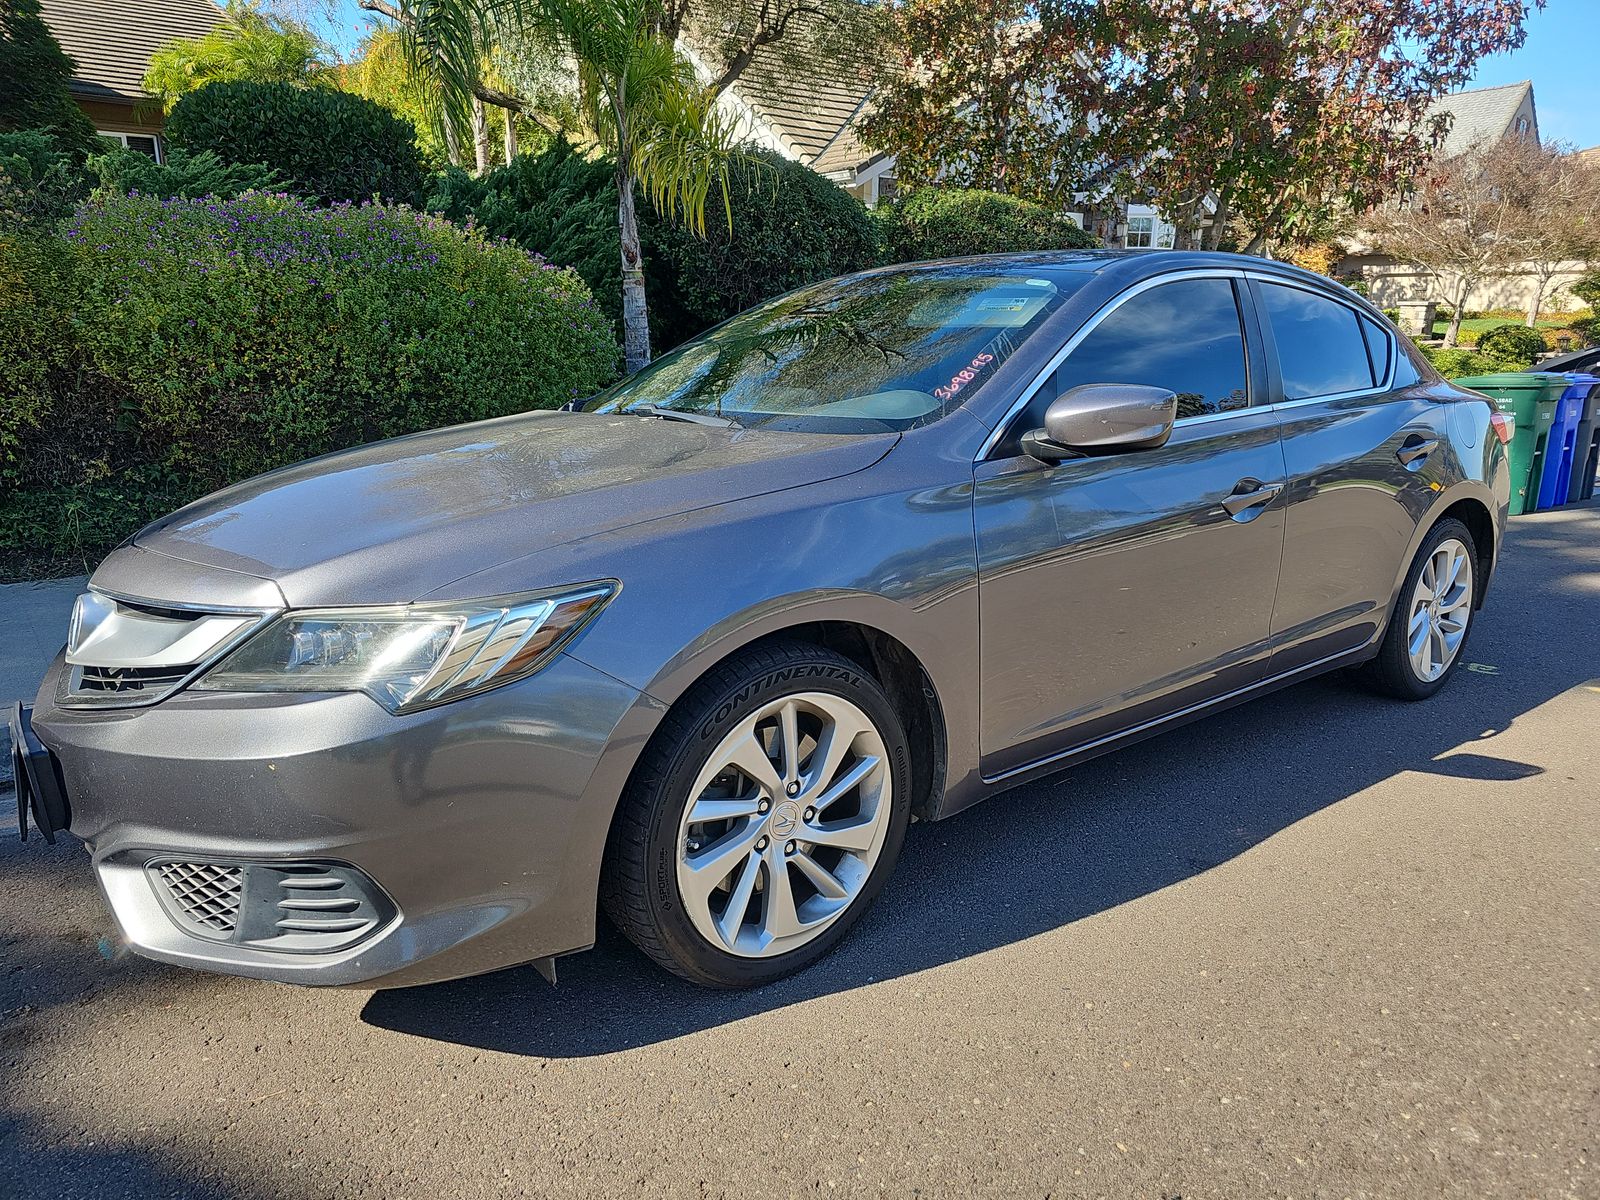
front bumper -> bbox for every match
[29,650,664,988]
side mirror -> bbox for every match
[1021,383,1178,463]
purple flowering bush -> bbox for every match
[1,190,619,577]
[67,190,619,481]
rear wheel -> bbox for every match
[1364,518,1478,700]
[602,642,910,988]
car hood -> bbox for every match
[125,410,896,607]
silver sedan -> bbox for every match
[12,251,1509,989]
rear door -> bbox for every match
[1249,276,1443,671]
[973,272,1289,778]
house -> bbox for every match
[701,35,1176,249]
[37,0,224,162]
[687,31,896,206]
[1338,80,1589,317]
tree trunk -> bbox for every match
[503,112,519,164]
[1525,273,1548,326]
[473,98,490,175]
[617,166,651,374]
[1444,277,1472,348]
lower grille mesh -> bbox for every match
[145,858,393,952]
[154,861,244,936]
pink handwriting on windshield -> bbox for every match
[933,352,996,403]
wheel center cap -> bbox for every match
[769,801,800,839]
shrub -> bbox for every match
[0,128,89,225]
[89,145,283,200]
[1422,346,1517,379]
[61,190,617,486]
[1,191,618,576]
[1568,315,1598,348]
[433,141,879,350]
[648,150,879,348]
[881,187,1099,262]
[166,81,425,204]
[1474,323,1549,367]
[0,223,80,481]
[426,141,650,336]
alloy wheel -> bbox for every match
[1406,537,1473,683]
[674,691,892,958]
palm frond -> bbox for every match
[631,71,741,236]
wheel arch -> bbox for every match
[626,616,950,823]
[1384,484,1501,628]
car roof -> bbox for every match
[874,249,1354,291]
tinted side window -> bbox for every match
[1005,277,1249,451]
[1258,282,1374,399]
[1359,314,1393,384]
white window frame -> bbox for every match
[97,130,163,163]
[1124,215,1155,249]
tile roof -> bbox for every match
[708,18,878,175]
[1427,80,1534,159]
[39,0,226,102]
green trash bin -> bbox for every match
[1450,372,1570,515]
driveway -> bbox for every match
[2,506,1596,1199]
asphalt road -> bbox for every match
[3,504,1597,1199]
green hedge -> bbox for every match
[427,141,653,334]
[648,149,880,345]
[881,187,1099,261]
[1474,323,1549,367]
[1,191,618,577]
[166,80,425,205]
[430,141,879,351]
[90,145,283,201]
[1421,346,1519,378]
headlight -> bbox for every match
[192,582,617,713]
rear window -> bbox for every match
[1258,282,1375,399]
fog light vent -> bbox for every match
[146,857,395,953]
[154,860,244,937]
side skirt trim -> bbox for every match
[974,644,1374,791]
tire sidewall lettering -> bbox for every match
[696,664,865,743]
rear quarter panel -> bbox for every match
[1271,381,1506,672]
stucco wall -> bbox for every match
[1342,254,1590,316]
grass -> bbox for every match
[1430,316,1574,339]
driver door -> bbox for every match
[973,274,1289,778]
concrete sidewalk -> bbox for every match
[1,576,84,789]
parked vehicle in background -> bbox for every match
[11,251,1509,991]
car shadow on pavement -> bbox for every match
[361,647,1570,1059]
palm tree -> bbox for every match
[375,0,737,372]
[143,1,331,113]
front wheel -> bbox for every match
[1363,518,1478,700]
[601,642,911,988]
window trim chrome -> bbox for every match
[976,266,1400,461]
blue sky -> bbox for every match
[1467,1,1600,149]
[311,0,1599,149]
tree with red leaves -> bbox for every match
[867,0,1543,254]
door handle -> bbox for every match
[1396,436,1439,467]
[1221,478,1283,518]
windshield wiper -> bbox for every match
[629,402,737,429]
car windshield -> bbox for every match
[585,265,1083,432]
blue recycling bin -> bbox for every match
[1565,374,1600,503]
[1532,374,1593,510]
